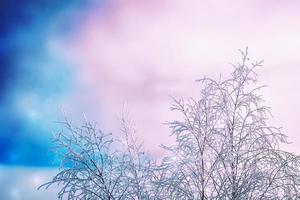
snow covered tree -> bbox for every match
[39,113,156,200]
[119,112,156,200]
[38,116,131,200]
[41,48,300,199]
[160,48,300,199]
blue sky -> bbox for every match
[0,0,87,166]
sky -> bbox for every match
[1,0,300,199]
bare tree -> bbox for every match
[39,113,157,200]
[41,48,300,199]
[119,111,155,200]
[158,81,225,199]
[160,48,300,199]
[38,115,130,200]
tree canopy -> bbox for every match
[40,49,300,200]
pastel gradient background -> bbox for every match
[1,0,300,199]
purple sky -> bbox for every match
[50,0,300,155]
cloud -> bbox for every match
[50,0,300,155]
[0,166,58,200]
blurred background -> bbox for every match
[1,0,300,199]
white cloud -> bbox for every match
[0,166,58,200]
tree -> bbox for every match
[41,48,300,199]
[119,112,155,200]
[39,113,156,200]
[160,48,300,199]
[38,115,131,200]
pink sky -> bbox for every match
[49,0,300,155]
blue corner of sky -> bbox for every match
[0,0,100,167]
